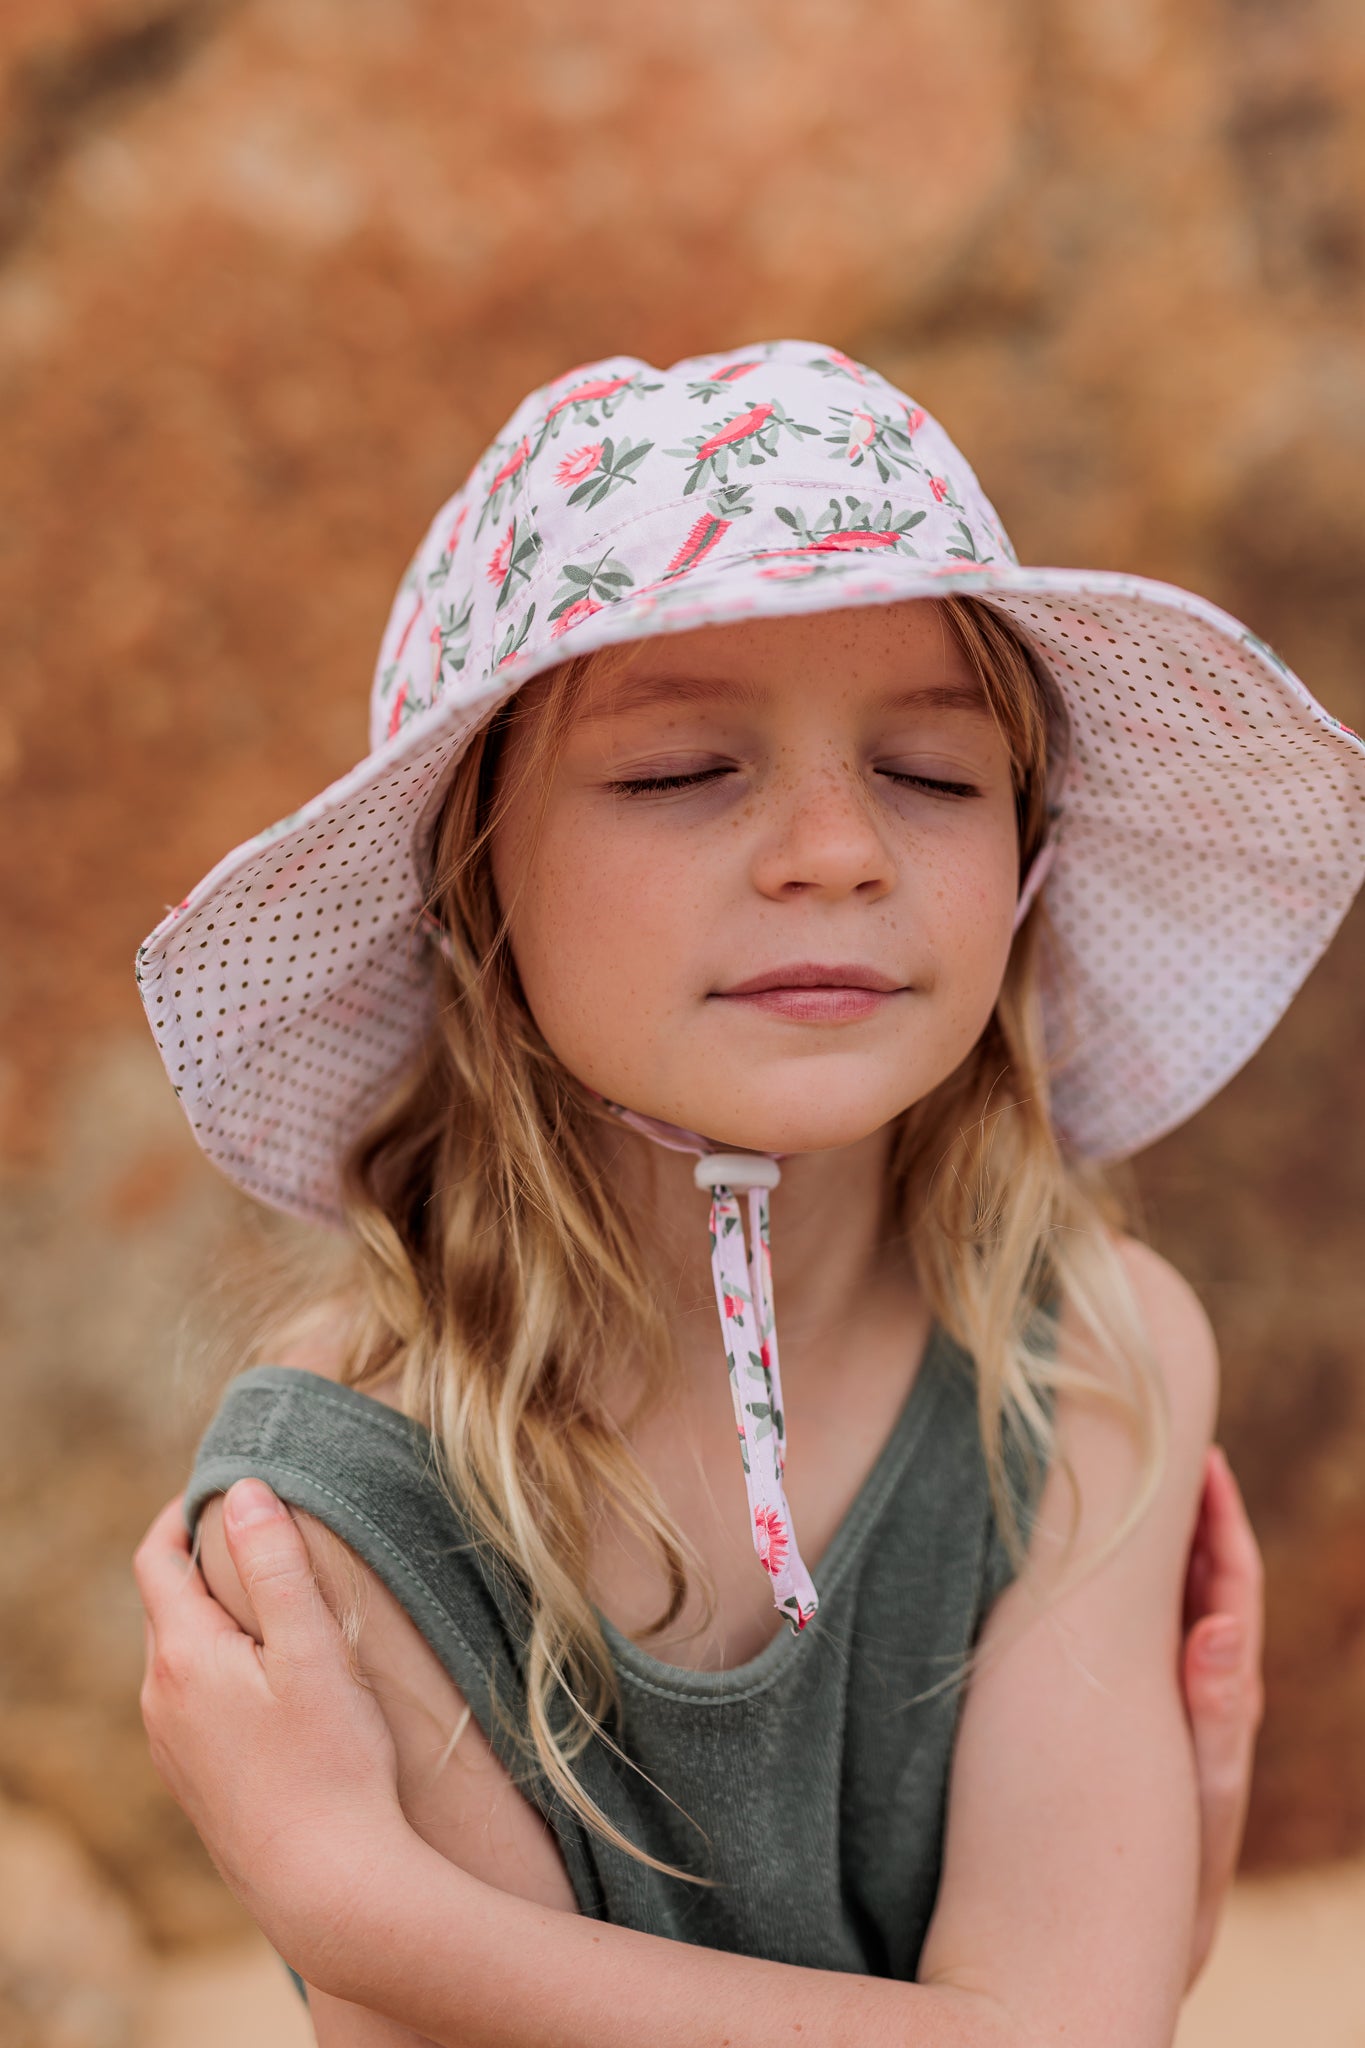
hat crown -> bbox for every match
[368,338,1019,754]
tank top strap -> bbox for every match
[181,1364,613,1907]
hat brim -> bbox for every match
[136,554,1365,1226]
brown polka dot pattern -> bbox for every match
[134,343,1365,1225]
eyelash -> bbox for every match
[605,768,980,799]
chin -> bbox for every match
[682,1093,920,1161]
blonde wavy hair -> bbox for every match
[223,593,1166,1887]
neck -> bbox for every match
[590,1114,916,1399]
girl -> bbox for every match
[134,340,1358,2045]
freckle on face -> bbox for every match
[488,604,1020,1155]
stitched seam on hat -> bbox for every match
[501,476,978,610]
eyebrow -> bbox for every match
[584,672,992,720]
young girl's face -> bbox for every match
[489,600,1020,1158]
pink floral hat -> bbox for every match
[136,337,1365,1634]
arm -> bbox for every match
[171,1487,984,2047]
[292,1239,1219,2048]
[915,1236,1219,2040]
[1179,1443,1265,1985]
[195,1488,577,2044]
[140,1244,1235,2048]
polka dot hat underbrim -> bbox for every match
[134,341,1365,1228]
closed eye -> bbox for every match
[884,771,981,797]
[605,769,731,796]
[605,769,980,798]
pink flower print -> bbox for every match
[826,348,867,383]
[846,410,878,458]
[754,1505,789,1578]
[392,594,423,662]
[428,504,470,582]
[929,476,949,503]
[486,522,516,587]
[757,559,821,580]
[487,436,531,495]
[712,359,762,383]
[904,406,925,434]
[545,375,634,421]
[386,679,408,739]
[798,529,902,553]
[665,512,730,577]
[550,594,603,639]
[556,442,604,487]
[758,1339,771,1374]
[722,1291,745,1321]
[696,402,774,460]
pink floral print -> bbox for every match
[555,444,604,486]
[754,1506,790,1578]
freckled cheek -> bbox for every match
[517,843,706,1025]
[921,846,1017,992]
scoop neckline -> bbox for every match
[240,1314,953,1700]
[594,1315,952,1698]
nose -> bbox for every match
[748,756,896,900]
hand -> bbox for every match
[134,1481,415,1985]
[1178,1444,1265,1990]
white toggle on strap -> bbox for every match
[693,1153,781,1192]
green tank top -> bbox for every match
[182,1316,1053,1992]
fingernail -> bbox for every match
[226,1478,286,1526]
[1201,1621,1243,1669]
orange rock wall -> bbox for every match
[1,0,1362,2008]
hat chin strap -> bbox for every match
[428,841,1054,1643]
[583,843,1054,1639]
[1012,837,1055,934]
[586,1091,818,1636]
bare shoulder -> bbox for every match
[265,1295,405,1416]
[1016,1226,1221,1638]
[1109,1231,1220,1460]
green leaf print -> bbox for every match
[683,360,765,403]
[824,403,922,484]
[765,496,927,553]
[531,371,666,459]
[547,548,636,621]
[744,1399,773,1441]
[490,515,542,612]
[493,602,536,669]
[666,398,820,497]
[436,591,474,673]
[944,519,990,562]
[565,436,655,510]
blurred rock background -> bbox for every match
[1,0,1362,2038]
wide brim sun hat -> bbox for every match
[141,338,1365,1633]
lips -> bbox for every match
[718,962,903,995]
